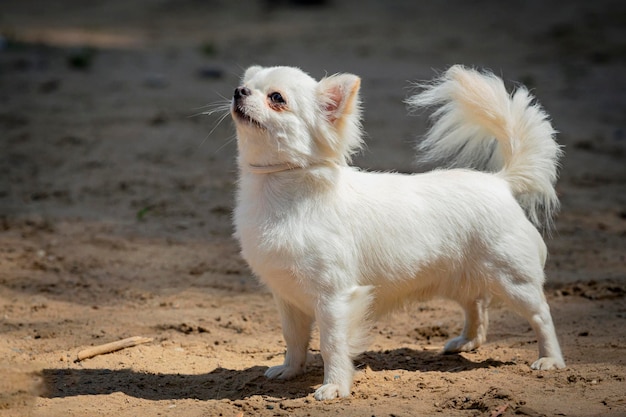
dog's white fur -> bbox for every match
[231,65,565,400]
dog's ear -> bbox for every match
[317,74,361,126]
[315,74,363,163]
[243,66,263,82]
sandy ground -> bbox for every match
[1,1,625,416]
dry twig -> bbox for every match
[75,336,153,362]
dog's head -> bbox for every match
[231,66,362,169]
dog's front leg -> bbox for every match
[314,293,356,400]
[265,296,313,380]
[313,285,374,400]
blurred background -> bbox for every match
[1,1,625,415]
[1,0,624,273]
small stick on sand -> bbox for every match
[75,336,153,362]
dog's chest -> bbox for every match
[236,203,310,270]
[235,185,327,308]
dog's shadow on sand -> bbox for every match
[359,347,512,372]
[41,348,512,401]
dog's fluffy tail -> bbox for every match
[407,65,563,229]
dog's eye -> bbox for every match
[269,92,286,104]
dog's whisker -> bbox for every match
[212,133,237,155]
[188,108,227,118]
[215,92,231,102]
[191,103,220,111]
[197,110,233,151]
[189,104,231,118]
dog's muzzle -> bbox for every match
[232,86,262,128]
[234,86,251,102]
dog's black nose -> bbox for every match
[234,87,251,100]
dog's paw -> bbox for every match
[265,364,305,380]
[443,336,481,353]
[530,357,566,370]
[313,383,350,401]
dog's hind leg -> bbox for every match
[265,296,313,380]
[497,278,565,370]
[444,296,490,353]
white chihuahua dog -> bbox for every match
[231,65,565,400]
